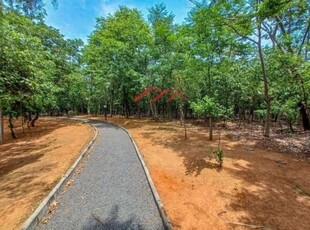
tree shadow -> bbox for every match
[0,141,56,177]
[0,118,82,222]
[1,118,70,143]
[141,128,221,176]
[0,118,83,177]
[104,118,310,229]
[83,205,145,230]
[0,140,58,199]
[183,156,222,176]
[217,152,310,230]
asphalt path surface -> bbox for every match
[37,119,165,230]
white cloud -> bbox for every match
[98,0,119,17]
[97,0,137,17]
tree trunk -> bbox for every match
[125,98,130,119]
[179,101,184,126]
[207,66,211,94]
[0,102,3,143]
[137,103,141,119]
[97,104,101,116]
[30,112,39,127]
[9,116,16,139]
[27,112,32,129]
[209,117,213,141]
[150,101,158,120]
[110,95,113,117]
[298,102,310,130]
[87,102,91,115]
[288,121,295,133]
[257,21,271,137]
[21,116,25,133]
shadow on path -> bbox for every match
[84,205,144,230]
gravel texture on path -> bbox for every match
[37,119,165,230]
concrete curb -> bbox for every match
[20,119,98,230]
[106,120,173,230]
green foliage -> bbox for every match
[2,0,310,136]
[254,109,267,120]
[213,147,223,167]
[0,8,85,120]
[83,6,153,115]
[190,96,224,119]
[282,99,299,124]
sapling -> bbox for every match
[213,128,223,167]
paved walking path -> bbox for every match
[38,119,165,230]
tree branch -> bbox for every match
[275,15,294,53]
[223,21,258,45]
[261,22,285,53]
[298,19,310,55]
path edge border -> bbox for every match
[109,121,173,230]
[20,118,98,230]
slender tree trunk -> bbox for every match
[127,99,130,118]
[209,117,213,141]
[9,116,16,139]
[207,66,211,93]
[30,112,39,127]
[27,112,32,129]
[21,116,24,133]
[137,103,141,119]
[179,101,187,140]
[0,102,4,143]
[257,22,271,137]
[288,121,295,133]
[98,104,101,116]
[276,111,283,133]
[179,101,184,126]
[87,102,91,115]
[150,101,158,120]
[123,93,130,119]
[175,105,178,119]
[110,93,113,117]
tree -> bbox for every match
[146,3,176,119]
[258,0,310,130]
[83,6,152,118]
[2,0,58,20]
[206,0,272,137]
[0,7,85,139]
[1,10,54,136]
[191,96,224,140]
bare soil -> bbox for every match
[0,117,94,230]
[102,116,310,230]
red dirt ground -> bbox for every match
[0,117,94,230]
[103,116,310,230]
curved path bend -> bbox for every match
[38,119,165,230]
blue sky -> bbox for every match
[44,0,193,43]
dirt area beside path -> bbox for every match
[98,116,310,230]
[0,117,94,230]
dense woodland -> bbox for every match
[0,0,309,142]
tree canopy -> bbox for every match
[1,0,309,141]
